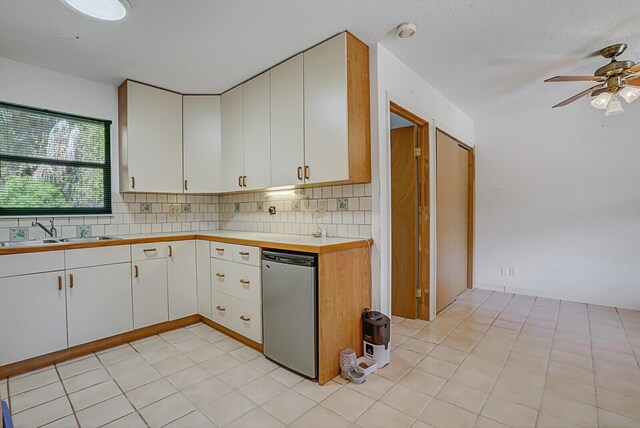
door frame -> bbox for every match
[389,102,430,320]
[435,128,475,292]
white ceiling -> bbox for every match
[2,0,640,119]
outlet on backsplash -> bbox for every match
[169,204,181,216]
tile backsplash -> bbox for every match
[218,183,372,239]
[0,183,373,241]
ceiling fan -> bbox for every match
[545,43,640,116]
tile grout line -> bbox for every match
[533,295,560,427]
[53,361,82,428]
[585,304,600,428]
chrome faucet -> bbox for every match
[32,220,57,238]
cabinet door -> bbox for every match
[220,85,244,192]
[243,72,271,190]
[270,54,304,187]
[124,81,183,193]
[167,240,197,320]
[0,271,67,365]
[196,240,211,318]
[183,95,222,193]
[67,263,132,347]
[304,33,349,184]
[132,259,168,328]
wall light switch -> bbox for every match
[169,204,181,217]
[509,267,517,276]
[501,267,508,276]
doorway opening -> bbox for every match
[435,129,474,313]
[389,102,429,320]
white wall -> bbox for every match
[475,104,640,310]
[370,44,474,319]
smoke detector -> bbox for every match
[396,22,416,39]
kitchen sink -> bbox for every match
[57,236,122,243]
[0,239,61,247]
[0,236,122,247]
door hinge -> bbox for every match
[416,288,422,298]
[415,147,421,157]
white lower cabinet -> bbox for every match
[210,240,262,343]
[0,271,67,365]
[167,240,197,320]
[66,263,133,347]
[196,240,212,318]
[132,259,168,329]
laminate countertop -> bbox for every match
[0,230,373,256]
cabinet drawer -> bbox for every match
[210,241,233,261]
[211,291,262,344]
[0,251,65,278]
[65,245,131,269]
[211,290,234,331]
[232,244,261,266]
[210,258,261,305]
[132,242,167,261]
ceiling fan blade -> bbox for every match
[545,76,601,82]
[628,63,640,73]
[627,76,640,86]
[552,83,605,108]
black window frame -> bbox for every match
[0,101,112,216]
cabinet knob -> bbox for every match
[134,265,139,278]
[216,306,226,312]
[240,315,250,322]
[184,180,188,191]
[131,176,136,189]
[69,274,74,288]
[57,276,62,291]
[168,245,173,257]
[238,176,242,187]
[242,176,247,187]
[304,165,310,180]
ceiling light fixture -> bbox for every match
[590,92,612,110]
[61,0,130,21]
[396,23,416,39]
[605,95,625,116]
[619,85,640,104]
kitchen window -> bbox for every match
[0,102,112,216]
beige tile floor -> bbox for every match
[3,289,640,427]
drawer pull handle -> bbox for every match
[297,166,303,180]
[238,176,242,188]
[131,176,135,189]
[216,273,225,278]
[184,180,188,191]
[215,248,224,252]
[216,306,226,312]
[69,274,74,288]
[242,176,247,187]
[240,315,250,322]
[57,276,62,291]
[239,279,250,285]
[168,245,172,257]
[134,265,139,278]
[304,165,310,180]
[239,251,250,257]
[143,248,157,253]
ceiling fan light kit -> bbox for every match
[545,43,640,115]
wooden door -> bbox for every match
[125,81,183,193]
[243,72,271,190]
[391,126,417,318]
[0,271,67,365]
[304,33,349,184]
[67,263,132,346]
[436,130,469,312]
[271,53,304,187]
[220,85,244,192]
[132,258,168,329]
[167,240,197,320]
[183,95,221,193]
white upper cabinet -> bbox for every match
[183,95,222,193]
[304,33,349,184]
[270,54,304,187]
[119,80,183,193]
[242,72,271,191]
[221,85,245,192]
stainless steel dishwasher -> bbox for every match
[262,250,318,379]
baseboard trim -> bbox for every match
[0,315,201,379]
[199,317,263,352]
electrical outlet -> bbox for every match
[268,206,276,215]
[509,267,517,276]
[317,200,327,213]
[169,204,181,216]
